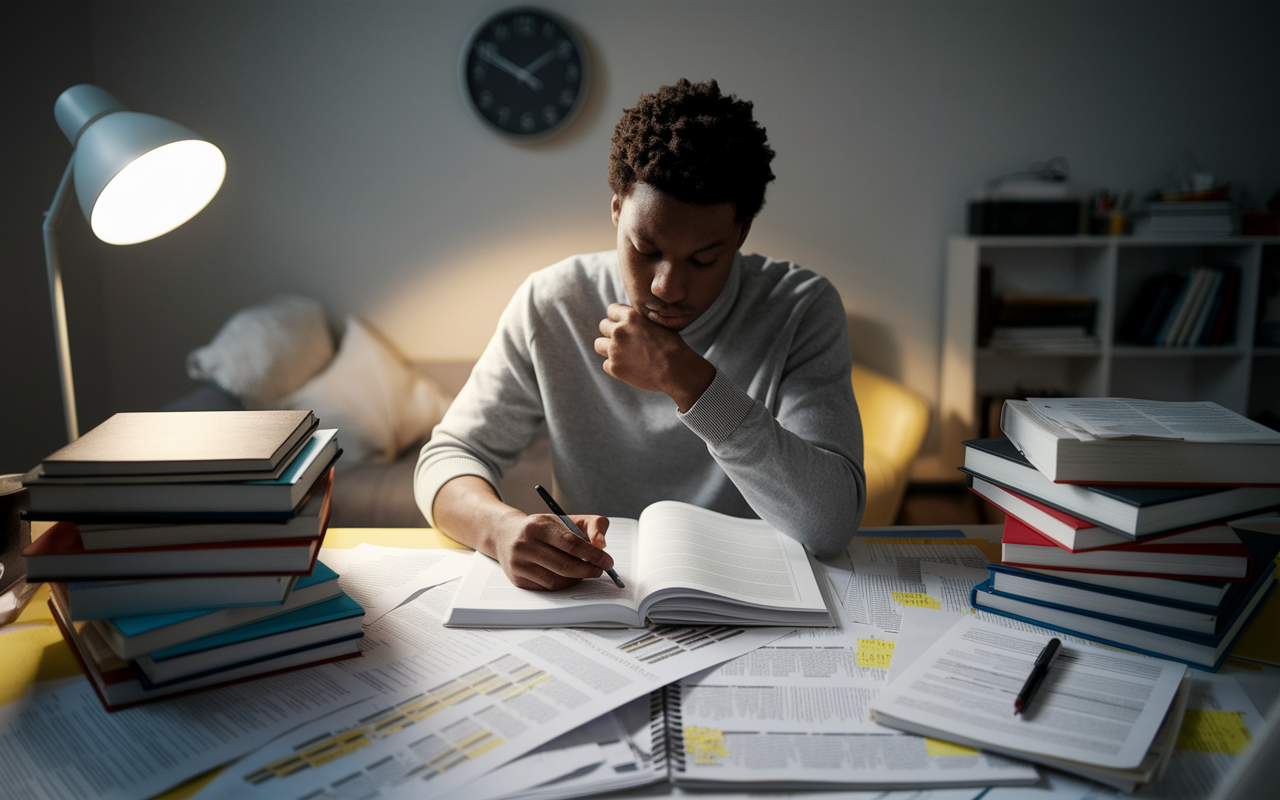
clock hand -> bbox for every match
[477,43,543,91]
[523,48,558,76]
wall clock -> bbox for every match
[459,7,589,140]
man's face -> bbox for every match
[612,183,752,332]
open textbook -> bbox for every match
[870,615,1191,792]
[446,500,834,628]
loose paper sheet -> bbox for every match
[197,577,792,800]
[842,539,991,634]
[1026,398,1280,443]
[871,615,1187,770]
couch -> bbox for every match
[166,352,929,530]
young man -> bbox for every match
[416,79,864,590]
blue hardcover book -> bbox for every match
[149,592,364,660]
[970,571,1277,670]
[99,562,343,659]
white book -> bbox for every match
[444,501,834,628]
[1162,267,1209,346]
[1176,267,1220,346]
[1184,267,1224,346]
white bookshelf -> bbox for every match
[924,235,1280,482]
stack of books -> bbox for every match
[984,293,1099,351]
[20,411,362,709]
[1118,265,1240,347]
[1132,201,1236,237]
[962,398,1280,670]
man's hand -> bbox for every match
[491,512,613,591]
[594,303,716,412]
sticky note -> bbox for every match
[857,639,895,669]
[925,738,981,757]
[0,623,83,709]
[1176,710,1252,754]
[892,592,941,609]
[684,726,730,765]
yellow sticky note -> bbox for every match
[857,639,895,668]
[0,623,83,709]
[892,592,941,609]
[925,738,981,757]
[1176,710,1252,754]
[684,726,730,765]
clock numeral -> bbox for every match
[520,112,536,132]
[557,39,572,59]
[565,63,580,81]
[559,88,574,107]
[515,15,535,36]
[542,105,558,125]
[492,23,509,41]
[497,106,511,125]
[478,90,494,109]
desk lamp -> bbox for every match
[43,84,226,441]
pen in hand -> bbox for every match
[1014,637,1062,715]
[534,484,625,589]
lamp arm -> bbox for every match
[42,157,80,442]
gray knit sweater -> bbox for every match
[414,250,865,558]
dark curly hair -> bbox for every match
[608,79,776,222]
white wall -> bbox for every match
[10,0,1278,469]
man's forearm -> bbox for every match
[431,475,524,558]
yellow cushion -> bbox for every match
[850,363,930,526]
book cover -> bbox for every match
[41,410,317,477]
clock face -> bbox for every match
[459,7,588,140]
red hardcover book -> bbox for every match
[1000,515,1249,580]
[24,521,326,581]
[970,478,1131,552]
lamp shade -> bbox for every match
[54,85,225,245]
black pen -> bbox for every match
[534,484,625,588]
[1014,637,1061,715]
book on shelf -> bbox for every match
[40,410,317,477]
[23,431,340,517]
[1119,266,1240,347]
[986,528,1280,635]
[1001,398,1280,485]
[1133,202,1235,237]
[49,591,361,712]
[961,437,1280,537]
[134,593,365,686]
[23,519,326,581]
[993,293,1096,328]
[61,573,298,620]
[1000,515,1249,580]
[75,468,332,550]
[445,500,834,629]
[971,560,1277,670]
[82,561,343,659]
[870,615,1191,791]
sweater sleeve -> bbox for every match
[677,282,865,558]
[414,277,545,527]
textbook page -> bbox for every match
[1027,398,1280,443]
[319,544,470,615]
[871,615,1187,769]
[672,604,1038,788]
[198,577,792,800]
[843,538,991,634]
[634,501,827,615]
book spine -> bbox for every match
[1164,267,1208,347]
[664,683,687,776]
[1210,266,1241,345]
[1196,270,1228,346]
[1182,268,1222,346]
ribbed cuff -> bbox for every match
[416,455,501,527]
[677,369,756,445]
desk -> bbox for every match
[2,526,1277,800]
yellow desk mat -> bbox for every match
[0,527,466,800]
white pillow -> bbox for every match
[186,296,334,408]
[282,316,453,464]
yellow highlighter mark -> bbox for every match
[1177,710,1252,754]
[892,592,941,609]
[857,639,895,669]
[925,738,981,757]
[684,726,730,765]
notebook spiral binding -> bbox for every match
[661,683,686,774]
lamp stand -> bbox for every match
[42,158,80,442]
